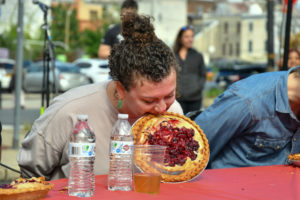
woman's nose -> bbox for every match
[154,101,167,113]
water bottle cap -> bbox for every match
[77,114,88,121]
[118,114,129,119]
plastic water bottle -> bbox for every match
[68,114,96,197]
[108,114,133,191]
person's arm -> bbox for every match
[17,111,73,180]
[98,44,111,59]
[98,25,118,59]
[197,53,207,96]
[194,90,252,162]
[198,53,206,80]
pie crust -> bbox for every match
[132,112,209,182]
[0,177,54,200]
[288,153,300,161]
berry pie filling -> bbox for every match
[146,119,200,167]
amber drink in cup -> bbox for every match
[133,145,166,194]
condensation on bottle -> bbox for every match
[108,113,133,191]
[68,114,96,197]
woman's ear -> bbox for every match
[115,81,126,100]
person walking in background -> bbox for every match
[173,26,206,114]
[277,49,300,70]
[98,0,138,59]
[287,49,300,68]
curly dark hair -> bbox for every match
[109,14,178,91]
[121,0,138,10]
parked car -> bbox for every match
[72,58,110,83]
[23,61,91,93]
[0,58,15,91]
[213,59,267,89]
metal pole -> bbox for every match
[267,0,275,69]
[13,0,24,149]
[282,0,293,70]
[65,8,71,50]
[277,10,286,71]
[0,82,2,109]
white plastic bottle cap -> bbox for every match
[118,114,129,119]
[77,114,88,121]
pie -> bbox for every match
[0,176,53,200]
[288,153,300,161]
[132,112,210,182]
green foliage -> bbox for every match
[290,31,300,50]
[0,24,40,60]
[204,87,224,98]
[81,29,102,58]
[51,4,82,56]
[23,122,32,133]
[0,3,120,61]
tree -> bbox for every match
[0,24,41,61]
[290,32,300,50]
[81,29,103,58]
[51,4,82,58]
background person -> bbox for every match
[17,13,183,181]
[195,66,300,169]
[287,49,300,68]
[173,26,206,114]
[278,49,300,70]
[98,0,138,59]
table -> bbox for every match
[45,165,300,200]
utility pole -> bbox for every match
[282,0,294,70]
[64,5,72,50]
[13,0,24,149]
[267,0,275,69]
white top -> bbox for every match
[118,113,129,119]
[77,114,88,121]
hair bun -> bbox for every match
[121,14,157,46]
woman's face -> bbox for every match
[288,51,300,68]
[120,69,177,122]
[181,29,194,49]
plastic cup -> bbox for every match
[133,145,167,194]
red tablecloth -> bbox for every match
[44,165,300,200]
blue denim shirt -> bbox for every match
[195,67,300,169]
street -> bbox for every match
[0,92,52,125]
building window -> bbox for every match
[237,22,241,34]
[236,42,240,57]
[197,6,203,16]
[90,10,98,21]
[248,40,252,53]
[249,22,253,32]
[222,43,226,55]
[224,22,228,34]
[229,43,233,56]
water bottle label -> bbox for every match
[69,143,95,157]
[110,141,133,154]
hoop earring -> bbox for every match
[117,99,123,109]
